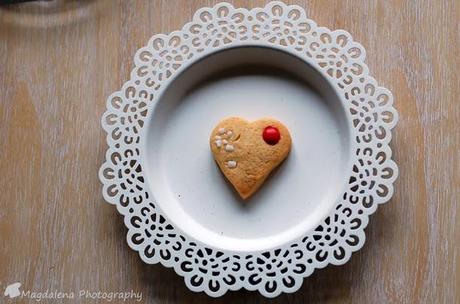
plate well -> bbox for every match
[142,46,352,252]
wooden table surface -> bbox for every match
[0,1,458,303]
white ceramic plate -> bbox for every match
[100,1,398,298]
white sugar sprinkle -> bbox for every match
[222,139,228,144]
[227,160,237,168]
[215,140,222,147]
[225,144,234,152]
[218,128,226,134]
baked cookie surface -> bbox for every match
[210,117,292,199]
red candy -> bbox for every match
[263,126,281,145]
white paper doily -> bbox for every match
[99,1,398,297]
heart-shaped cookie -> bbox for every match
[210,117,292,199]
